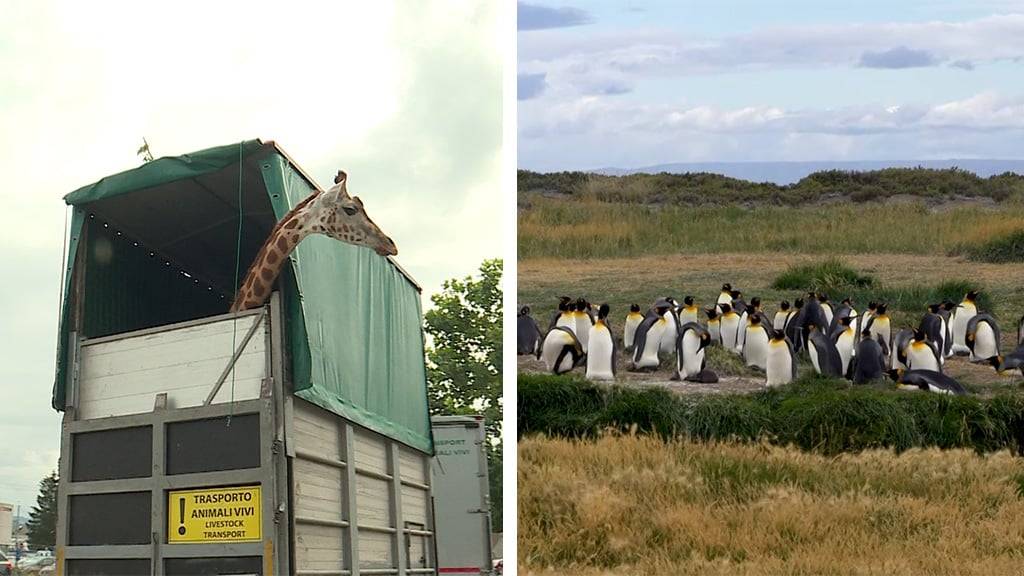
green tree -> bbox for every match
[27,471,58,549]
[424,258,502,527]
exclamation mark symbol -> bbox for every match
[177,497,186,536]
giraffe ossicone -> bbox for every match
[229,170,397,312]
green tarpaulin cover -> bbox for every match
[54,140,433,453]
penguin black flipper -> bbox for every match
[902,370,967,396]
[1018,314,1024,347]
[968,313,1002,350]
[631,313,659,364]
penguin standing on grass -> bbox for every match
[832,316,857,378]
[743,314,771,371]
[679,296,700,326]
[517,306,542,356]
[540,326,585,375]
[854,330,887,384]
[891,328,914,370]
[706,307,722,345]
[719,303,742,353]
[951,291,980,355]
[573,298,595,353]
[774,300,792,331]
[784,298,806,353]
[808,325,843,377]
[906,328,942,372]
[586,304,616,381]
[765,329,798,387]
[551,296,573,331]
[659,297,681,355]
[717,283,734,311]
[919,305,946,365]
[818,293,834,327]
[865,304,891,352]
[966,313,1001,364]
[675,322,713,381]
[623,304,644,352]
[632,299,673,370]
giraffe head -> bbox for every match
[308,170,398,256]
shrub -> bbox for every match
[963,229,1024,263]
[770,259,876,292]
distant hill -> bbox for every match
[593,159,1024,185]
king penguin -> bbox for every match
[1018,314,1024,347]
[865,303,891,352]
[808,325,844,378]
[950,290,979,355]
[586,304,617,381]
[818,293,834,327]
[891,328,914,370]
[966,313,1001,363]
[540,326,584,375]
[573,298,594,353]
[743,314,771,370]
[888,369,967,395]
[678,296,699,326]
[940,301,957,358]
[765,329,798,387]
[675,322,712,380]
[631,300,672,370]
[623,304,644,352]
[906,328,942,372]
[659,297,681,355]
[919,305,946,365]
[831,316,857,378]
[719,303,742,353]
[853,330,887,384]
[717,283,734,311]
[705,307,721,345]
[551,296,573,331]
[784,297,805,353]
[517,306,542,356]
[988,345,1024,377]
[774,300,792,331]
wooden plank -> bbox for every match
[294,524,345,571]
[397,447,426,484]
[358,531,393,570]
[400,485,427,526]
[293,403,342,460]
[355,476,390,526]
[293,458,344,523]
[353,430,387,475]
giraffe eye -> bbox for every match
[342,205,359,216]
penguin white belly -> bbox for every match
[971,322,998,362]
[736,313,748,353]
[836,330,854,375]
[743,328,769,370]
[907,343,939,372]
[586,324,615,380]
[679,330,704,378]
[951,306,976,354]
[708,321,721,345]
[720,316,740,353]
[555,314,574,331]
[623,316,642,350]
[773,312,788,331]
[766,342,794,387]
[659,312,677,355]
[808,339,822,375]
[940,316,950,359]
[823,306,833,327]
[636,320,667,369]
[575,314,591,352]
[717,293,732,307]
[541,330,578,374]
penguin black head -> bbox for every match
[749,314,762,325]
[861,328,873,340]
[750,297,761,309]
[966,290,979,302]
[629,303,641,314]
[817,293,830,303]
[912,328,925,342]
[519,306,530,316]
[719,303,732,314]
[598,303,610,320]
[558,296,571,311]
[769,328,786,342]
[928,303,941,314]
[840,316,853,326]
[886,368,904,382]
[704,307,718,320]
[876,304,888,315]
[842,297,853,306]
[699,331,712,348]
[721,283,732,292]
[684,296,695,306]
[868,301,878,311]
[807,291,817,299]
[730,290,742,300]
[794,298,804,309]
[779,300,791,311]
[575,298,587,311]
[987,355,1004,371]
[942,300,956,311]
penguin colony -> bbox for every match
[518,287,1024,395]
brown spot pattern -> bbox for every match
[284,219,298,229]
[276,236,288,251]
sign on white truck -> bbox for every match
[431,415,493,575]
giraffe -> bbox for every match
[229,170,397,312]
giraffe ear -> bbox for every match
[334,170,347,185]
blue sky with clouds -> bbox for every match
[518,1,1024,171]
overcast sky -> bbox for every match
[518,1,1024,171]
[0,1,500,512]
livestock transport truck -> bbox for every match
[51,140,437,576]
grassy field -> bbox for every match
[519,434,1024,576]
[519,196,1024,260]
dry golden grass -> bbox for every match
[519,435,1024,576]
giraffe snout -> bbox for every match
[375,236,398,256]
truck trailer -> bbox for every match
[51,140,436,576]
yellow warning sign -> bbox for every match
[168,485,261,543]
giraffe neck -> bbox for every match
[230,199,318,312]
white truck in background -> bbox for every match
[431,416,494,575]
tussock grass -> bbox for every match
[771,259,876,292]
[961,229,1024,263]
[518,197,1024,259]
[518,375,1024,455]
[519,434,1024,575]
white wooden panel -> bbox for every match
[355,475,390,526]
[293,401,343,460]
[78,315,266,419]
[401,485,428,526]
[398,446,426,484]
[407,535,430,569]
[294,523,344,571]
[293,458,344,523]
[358,531,392,569]
[353,429,387,475]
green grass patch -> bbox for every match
[518,374,1024,456]
[771,259,876,292]
[963,229,1024,263]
